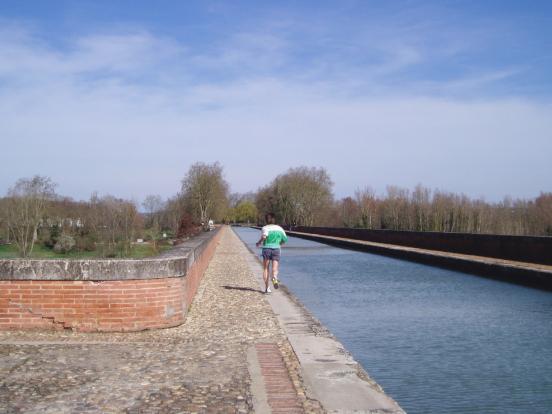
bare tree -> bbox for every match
[5,176,57,257]
[255,167,333,226]
[339,197,360,227]
[356,187,378,229]
[143,194,164,213]
[336,186,532,235]
[255,185,278,224]
[161,195,186,235]
[411,184,431,231]
[534,192,552,235]
[0,197,10,242]
[87,193,142,257]
[181,162,229,225]
[142,194,164,229]
[142,194,165,251]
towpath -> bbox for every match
[0,227,324,413]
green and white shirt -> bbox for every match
[261,224,288,249]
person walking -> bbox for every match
[256,213,288,293]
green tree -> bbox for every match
[234,201,258,223]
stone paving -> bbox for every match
[0,227,324,413]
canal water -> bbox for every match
[234,227,552,414]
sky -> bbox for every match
[1,0,551,203]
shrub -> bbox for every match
[40,224,60,249]
[176,212,201,238]
[75,231,96,252]
[54,233,76,254]
[115,240,131,257]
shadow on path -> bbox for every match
[222,285,264,294]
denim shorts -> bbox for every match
[261,248,281,261]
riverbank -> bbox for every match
[240,236,404,413]
[0,226,402,413]
[237,226,552,413]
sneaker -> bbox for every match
[272,278,279,289]
[265,287,272,294]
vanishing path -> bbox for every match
[0,227,322,413]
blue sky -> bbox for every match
[1,0,551,202]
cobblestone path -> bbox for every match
[0,227,324,413]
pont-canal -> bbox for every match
[234,227,552,414]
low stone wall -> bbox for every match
[0,228,222,332]
[292,226,552,265]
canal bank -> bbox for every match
[0,226,403,413]
[235,226,552,414]
[239,232,404,413]
[285,230,552,291]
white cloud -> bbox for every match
[0,25,184,82]
[0,23,550,203]
[192,31,289,74]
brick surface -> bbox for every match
[0,231,221,332]
[256,342,304,412]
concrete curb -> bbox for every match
[236,229,405,414]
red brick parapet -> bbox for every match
[0,227,223,332]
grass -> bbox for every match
[0,243,171,260]
[127,244,172,259]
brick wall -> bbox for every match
[0,228,222,332]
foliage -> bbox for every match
[2,164,550,258]
[159,195,186,236]
[0,243,96,259]
[39,224,60,249]
[333,186,552,236]
[256,166,334,226]
[73,227,97,252]
[176,212,200,238]
[181,162,229,224]
[129,243,171,258]
[226,200,258,223]
[54,233,76,253]
[0,241,169,259]
[254,168,552,236]
[87,193,142,257]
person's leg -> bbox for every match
[263,258,270,291]
[270,248,281,288]
[272,260,279,281]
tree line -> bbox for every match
[252,167,552,236]
[336,186,552,236]
[253,169,552,236]
[1,163,550,257]
[0,162,231,257]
